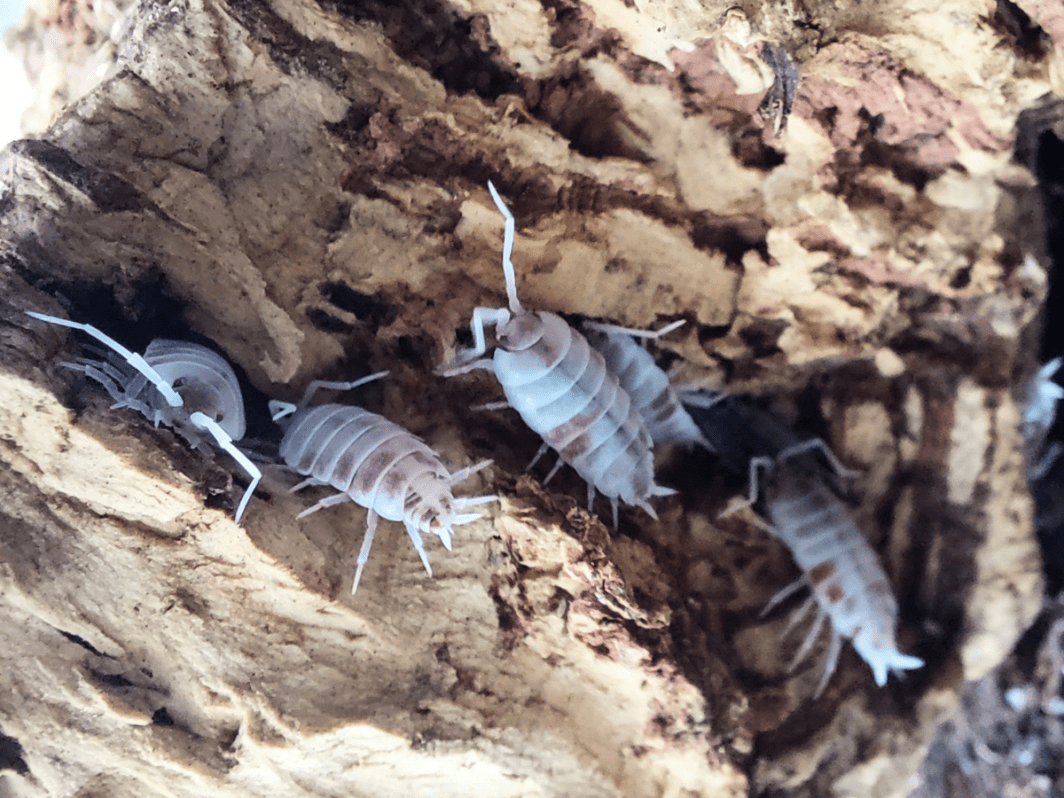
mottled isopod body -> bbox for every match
[271,377,492,594]
[582,320,707,449]
[28,311,261,522]
[758,457,924,695]
[444,182,674,527]
[683,389,923,695]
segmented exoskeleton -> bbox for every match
[270,375,493,594]
[582,320,708,449]
[684,390,923,695]
[28,311,261,522]
[443,182,674,529]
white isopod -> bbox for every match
[29,311,262,522]
[581,320,708,449]
[684,391,923,695]
[270,376,494,594]
[752,452,924,696]
[443,182,675,528]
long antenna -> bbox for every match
[486,181,523,313]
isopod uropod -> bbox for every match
[684,390,923,695]
[443,182,675,528]
[270,375,494,594]
[28,311,262,522]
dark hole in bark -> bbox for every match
[0,732,29,775]
[319,281,396,327]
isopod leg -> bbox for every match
[676,388,727,410]
[583,319,686,341]
[189,412,262,523]
[470,400,511,411]
[270,400,298,421]
[453,495,495,509]
[775,438,858,481]
[403,520,433,578]
[351,509,380,595]
[448,459,493,485]
[295,491,352,519]
[610,498,619,531]
[1031,442,1062,481]
[28,312,183,408]
[760,576,807,618]
[290,477,327,493]
[526,441,550,472]
[813,630,843,699]
[69,362,156,421]
[470,307,511,362]
[441,307,510,376]
[542,456,565,485]
[781,593,818,638]
[450,512,484,525]
[743,455,775,506]
[61,359,126,401]
[298,372,390,408]
[788,607,827,671]
[440,357,495,377]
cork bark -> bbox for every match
[0,0,1057,795]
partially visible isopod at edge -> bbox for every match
[683,389,924,697]
[441,181,675,530]
[28,311,262,522]
[1020,357,1063,478]
[270,374,495,594]
[581,320,710,450]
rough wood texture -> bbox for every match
[0,0,1057,795]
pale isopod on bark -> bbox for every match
[28,311,262,522]
[442,182,675,529]
[270,376,494,594]
[581,320,709,449]
[683,390,923,695]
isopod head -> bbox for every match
[145,340,247,441]
[496,311,546,353]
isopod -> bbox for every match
[270,375,494,594]
[1021,357,1063,478]
[443,181,675,528]
[28,311,262,522]
[581,320,709,450]
[683,390,923,695]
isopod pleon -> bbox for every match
[28,311,262,522]
[683,390,923,695]
[442,181,675,528]
[270,375,494,594]
[581,319,709,449]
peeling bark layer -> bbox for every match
[0,0,1057,795]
